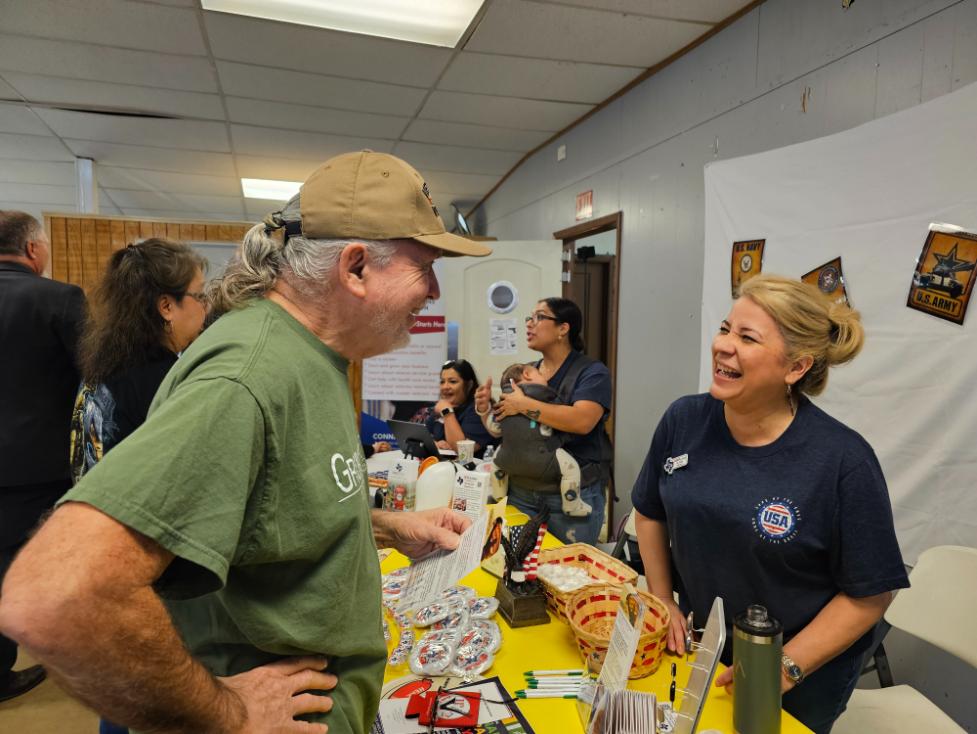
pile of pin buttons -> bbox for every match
[382,568,414,666]
[536,563,596,592]
[381,573,502,680]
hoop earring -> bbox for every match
[786,383,795,417]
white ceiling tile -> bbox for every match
[3,0,206,55]
[63,140,237,176]
[392,141,520,176]
[0,182,75,205]
[419,91,590,132]
[96,167,241,196]
[217,62,427,116]
[96,191,122,216]
[108,190,244,217]
[439,53,641,104]
[0,36,218,93]
[230,124,394,161]
[121,208,246,222]
[0,103,50,136]
[245,198,291,220]
[0,132,73,161]
[543,0,751,24]
[35,109,230,151]
[204,11,452,87]
[235,155,320,182]
[418,171,499,198]
[467,0,708,67]
[0,160,75,186]
[3,73,225,120]
[225,97,408,139]
[130,0,196,6]
[403,119,550,152]
[169,193,245,217]
[105,189,185,209]
[0,77,19,98]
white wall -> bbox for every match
[475,0,977,512]
[474,1,977,727]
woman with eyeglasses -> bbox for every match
[70,239,208,491]
[69,238,208,734]
[475,298,612,545]
[425,359,494,457]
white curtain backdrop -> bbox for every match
[701,81,977,563]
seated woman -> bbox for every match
[631,274,908,734]
[426,359,494,457]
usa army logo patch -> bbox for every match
[731,239,765,297]
[907,228,977,325]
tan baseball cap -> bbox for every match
[293,150,491,257]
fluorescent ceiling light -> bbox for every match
[241,178,302,200]
[202,0,484,48]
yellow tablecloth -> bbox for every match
[381,520,812,734]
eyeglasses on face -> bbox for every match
[525,312,560,325]
[183,291,209,305]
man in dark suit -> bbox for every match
[0,211,86,702]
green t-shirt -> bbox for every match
[61,299,385,734]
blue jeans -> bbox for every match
[508,482,606,545]
[99,721,128,734]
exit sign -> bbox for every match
[576,190,593,221]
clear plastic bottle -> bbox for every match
[482,445,495,462]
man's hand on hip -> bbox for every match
[220,656,338,734]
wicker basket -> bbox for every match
[565,584,670,679]
[537,544,638,622]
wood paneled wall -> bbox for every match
[44,213,252,291]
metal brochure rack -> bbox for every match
[576,596,726,734]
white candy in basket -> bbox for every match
[537,563,597,592]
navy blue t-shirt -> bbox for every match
[426,400,494,456]
[540,350,612,467]
[631,393,908,659]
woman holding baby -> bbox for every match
[475,297,612,545]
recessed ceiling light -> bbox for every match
[202,0,485,48]
[241,178,302,200]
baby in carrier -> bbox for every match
[485,363,592,517]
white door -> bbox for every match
[437,240,562,396]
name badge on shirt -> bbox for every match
[663,454,688,475]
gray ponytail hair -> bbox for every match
[211,193,397,313]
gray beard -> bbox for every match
[371,304,412,353]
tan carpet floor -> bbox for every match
[0,650,99,733]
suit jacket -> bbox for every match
[0,261,86,486]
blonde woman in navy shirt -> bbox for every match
[631,275,908,734]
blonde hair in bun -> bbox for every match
[738,274,864,396]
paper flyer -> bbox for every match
[398,511,491,610]
[489,318,518,355]
[596,587,645,691]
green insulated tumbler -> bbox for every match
[733,604,783,734]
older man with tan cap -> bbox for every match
[0,152,491,734]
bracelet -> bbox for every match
[475,403,491,417]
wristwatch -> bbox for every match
[781,654,804,685]
[440,406,455,417]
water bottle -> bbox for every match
[733,604,782,734]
